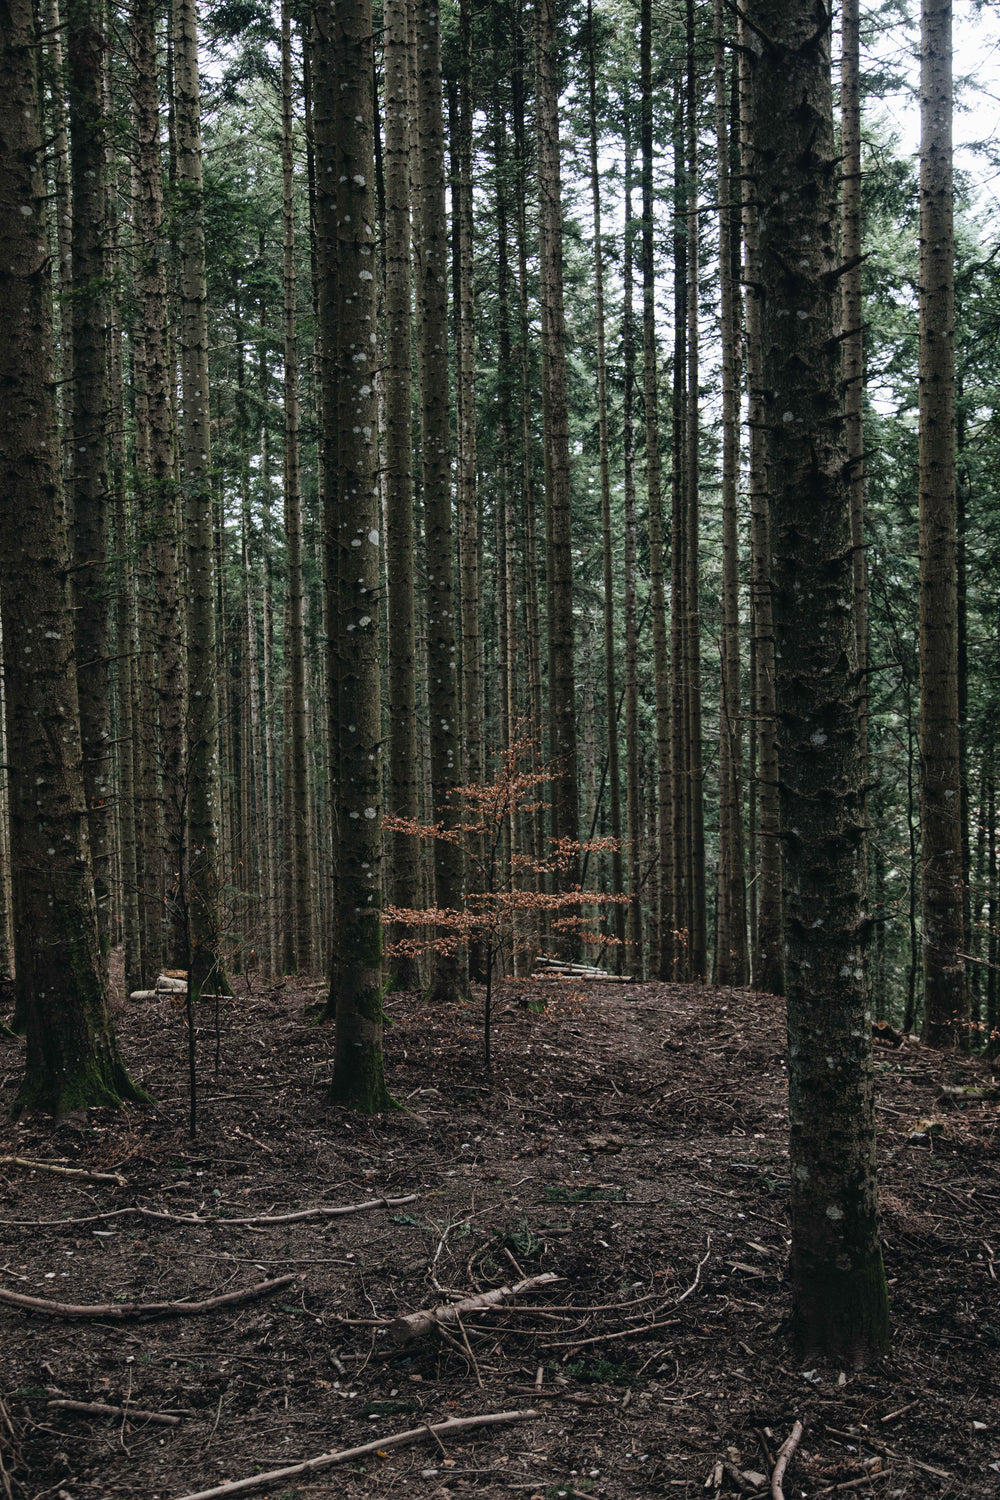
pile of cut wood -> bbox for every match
[129,971,187,1003]
[530,956,635,983]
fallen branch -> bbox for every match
[390,1274,560,1345]
[168,1408,539,1500]
[771,1419,804,1500]
[542,1237,711,1352]
[541,1314,680,1353]
[47,1399,181,1427]
[0,1273,297,1322]
[0,1155,126,1187]
[0,1193,418,1231]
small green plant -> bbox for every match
[564,1356,633,1385]
[543,1183,624,1203]
[499,1218,543,1259]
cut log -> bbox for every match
[389,1273,560,1345]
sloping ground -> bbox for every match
[0,978,998,1500]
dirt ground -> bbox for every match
[1,976,998,1500]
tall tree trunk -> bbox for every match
[512,15,546,887]
[315,0,392,1111]
[0,0,142,1111]
[623,106,643,980]
[714,0,748,986]
[685,0,706,981]
[919,0,966,1047]
[107,174,142,1000]
[586,0,625,969]
[416,0,466,999]
[841,0,868,787]
[384,0,421,991]
[750,0,887,1361]
[134,0,184,972]
[535,0,579,878]
[281,0,313,974]
[45,0,74,448]
[987,765,997,1046]
[456,0,482,804]
[174,0,225,1000]
[669,83,689,979]
[68,0,112,963]
[640,0,673,982]
[739,7,783,994]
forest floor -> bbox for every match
[1,976,999,1500]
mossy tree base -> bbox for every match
[791,1252,890,1367]
[14,1051,149,1119]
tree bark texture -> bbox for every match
[622,111,643,979]
[0,0,141,1113]
[535,0,579,874]
[68,0,112,961]
[314,0,392,1111]
[918,0,967,1047]
[384,0,422,991]
[586,0,626,968]
[714,0,747,986]
[281,0,313,974]
[174,0,224,1000]
[738,8,783,995]
[640,0,673,983]
[415,0,467,999]
[749,0,888,1362]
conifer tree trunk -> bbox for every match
[0,0,142,1111]
[586,0,626,968]
[174,0,225,1000]
[68,0,112,962]
[535,0,579,873]
[685,0,706,980]
[456,0,482,803]
[134,0,184,973]
[45,0,74,445]
[841,0,868,762]
[714,0,748,985]
[384,0,421,991]
[315,0,392,1111]
[739,8,783,994]
[640,0,673,982]
[750,0,888,1360]
[918,0,967,1047]
[512,21,546,882]
[416,0,466,999]
[108,189,142,999]
[988,768,998,1043]
[281,0,313,974]
[622,109,643,980]
[669,84,690,979]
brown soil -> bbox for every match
[1,979,998,1500]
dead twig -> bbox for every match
[0,1155,126,1187]
[0,1273,297,1322]
[46,1400,181,1428]
[771,1419,804,1500]
[390,1273,560,1344]
[167,1408,539,1500]
[675,1235,712,1304]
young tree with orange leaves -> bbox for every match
[385,735,624,1070]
